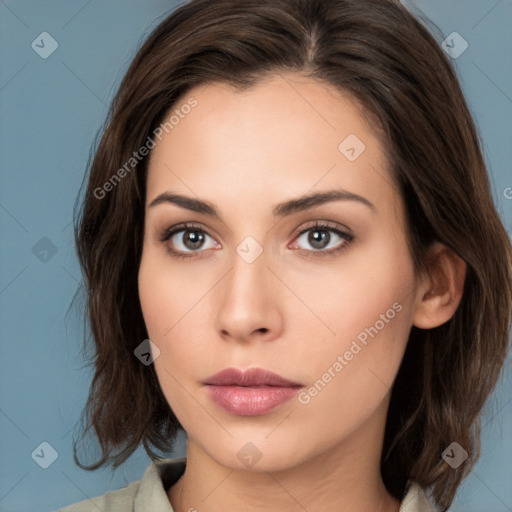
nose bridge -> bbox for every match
[225,240,269,307]
[214,238,281,340]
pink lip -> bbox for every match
[203,367,302,387]
[203,367,303,416]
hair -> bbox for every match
[72,0,512,510]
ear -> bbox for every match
[413,242,467,329]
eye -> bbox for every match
[159,222,219,258]
[291,222,353,254]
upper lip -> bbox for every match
[203,367,302,387]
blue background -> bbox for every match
[1,1,511,511]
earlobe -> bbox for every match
[413,242,467,330]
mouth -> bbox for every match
[203,367,303,416]
[203,366,303,387]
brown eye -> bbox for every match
[294,223,352,252]
[307,229,331,249]
[160,223,219,257]
[180,229,206,250]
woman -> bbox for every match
[59,0,512,511]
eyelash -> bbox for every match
[158,221,354,260]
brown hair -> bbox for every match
[72,0,512,510]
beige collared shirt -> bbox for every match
[57,457,435,511]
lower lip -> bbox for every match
[205,385,301,416]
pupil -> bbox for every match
[184,230,205,249]
[308,230,330,249]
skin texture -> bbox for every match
[138,73,466,512]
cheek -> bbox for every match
[290,288,412,451]
[289,237,416,408]
[138,249,218,391]
[289,234,415,348]
[138,249,208,341]
[138,252,207,422]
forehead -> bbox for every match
[146,73,399,217]
[168,74,377,154]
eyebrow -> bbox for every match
[148,188,376,218]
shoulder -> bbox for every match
[57,482,140,512]
[399,481,436,512]
[56,457,186,512]
[56,480,140,512]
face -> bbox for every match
[138,73,422,472]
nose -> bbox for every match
[214,247,283,344]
